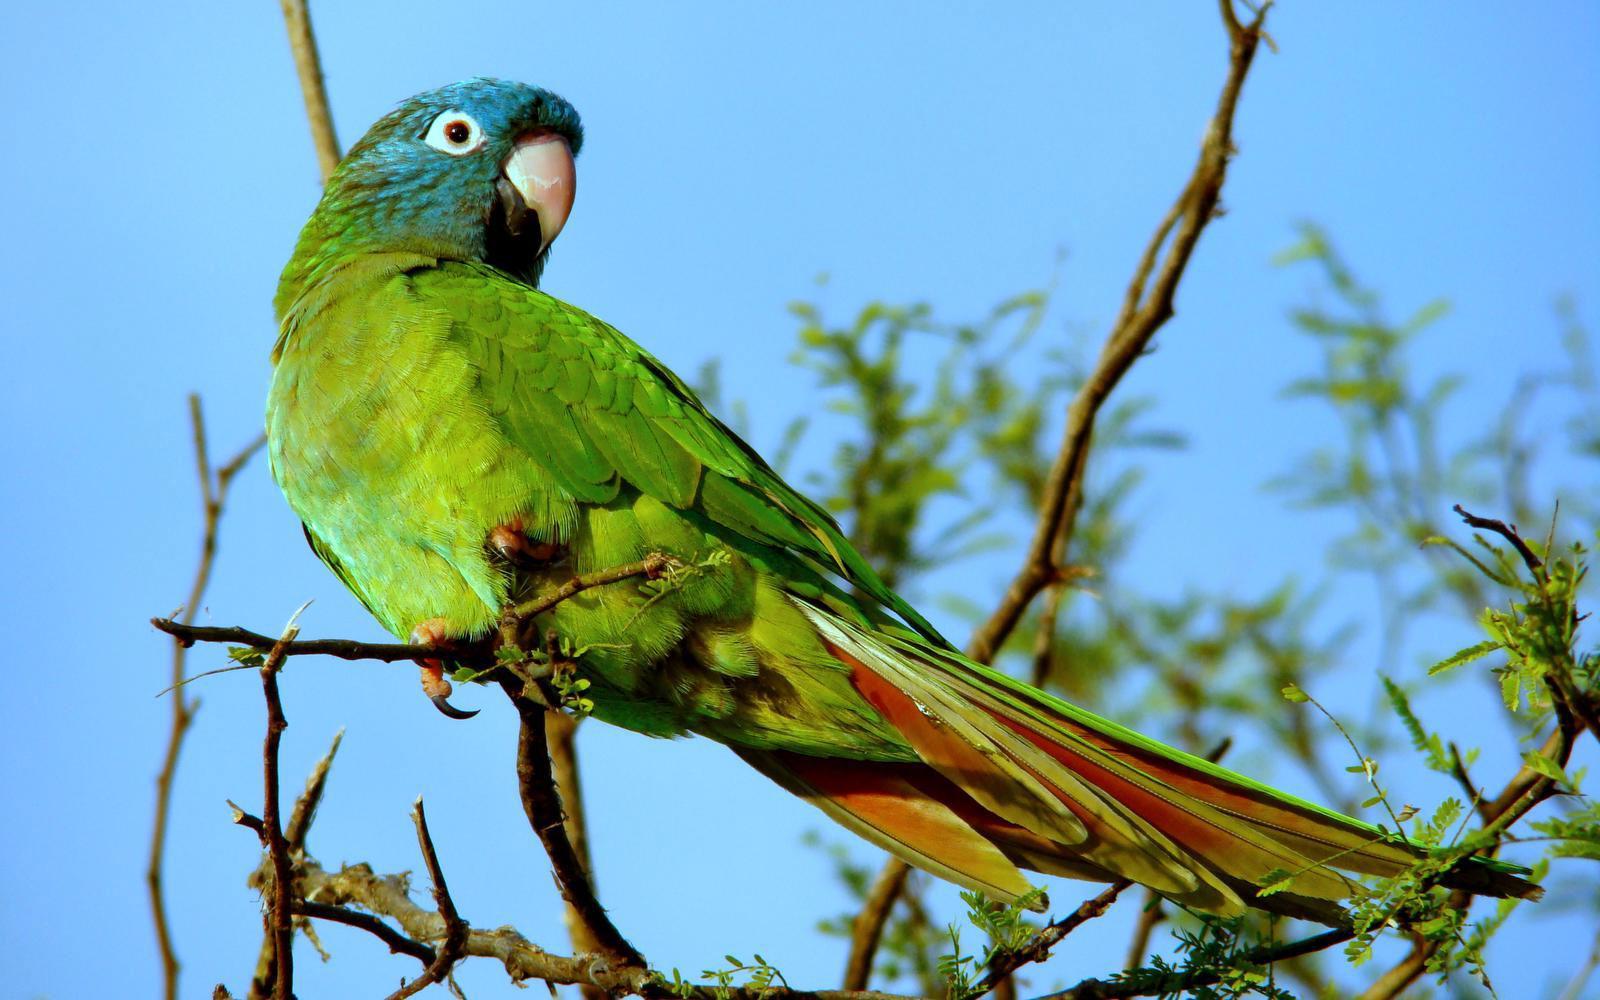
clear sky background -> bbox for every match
[2,2,1597,998]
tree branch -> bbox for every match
[278,0,341,182]
[1040,928,1352,1000]
[244,621,302,1000]
[546,710,608,1000]
[149,397,264,1000]
[977,881,1133,995]
[965,0,1273,666]
[288,849,918,999]
[385,798,469,999]
[503,684,647,969]
[151,555,676,669]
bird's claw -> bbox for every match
[488,518,567,569]
[412,619,478,720]
[430,693,480,720]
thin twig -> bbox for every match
[278,0,341,181]
[1453,503,1543,575]
[1447,742,1493,824]
[149,398,265,1000]
[151,619,469,665]
[294,900,436,966]
[286,729,343,853]
[976,882,1133,994]
[153,556,673,669]
[248,621,302,1000]
[842,859,912,990]
[965,0,1272,666]
[385,798,470,999]
[509,553,674,622]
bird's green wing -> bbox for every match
[407,261,947,645]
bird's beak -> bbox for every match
[497,131,576,255]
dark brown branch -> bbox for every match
[278,0,341,181]
[976,881,1133,995]
[546,711,608,1000]
[1453,503,1543,575]
[152,555,674,669]
[504,684,646,969]
[385,798,469,999]
[293,900,435,966]
[842,859,911,990]
[247,623,301,1000]
[151,619,468,665]
[965,1,1272,666]
[149,398,265,1000]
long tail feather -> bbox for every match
[782,600,1538,923]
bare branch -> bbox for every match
[152,619,468,665]
[503,685,646,969]
[290,850,918,999]
[294,900,435,966]
[278,0,341,182]
[546,711,608,1000]
[286,729,342,853]
[149,398,265,1000]
[384,798,469,999]
[965,1,1273,665]
[245,621,302,1000]
[152,555,675,670]
[1453,503,1544,575]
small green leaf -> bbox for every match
[1281,683,1309,703]
[1428,639,1502,676]
[1524,751,1569,784]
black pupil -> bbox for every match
[445,121,470,144]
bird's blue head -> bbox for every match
[280,79,583,309]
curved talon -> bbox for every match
[430,693,480,720]
[412,622,477,720]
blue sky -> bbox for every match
[2,2,1596,998]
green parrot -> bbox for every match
[267,79,1536,922]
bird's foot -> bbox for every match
[487,517,567,569]
[411,618,479,721]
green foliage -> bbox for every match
[1108,916,1297,999]
[781,288,1063,589]
[758,228,1595,996]
[935,889,1048,1000]
[656,954,790,1000]
[226,645,266,668]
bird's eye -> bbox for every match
[423,111,485,156]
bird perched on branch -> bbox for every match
[267,78,1538,924]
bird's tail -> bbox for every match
[736,601,1538,924]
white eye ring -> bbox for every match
[423,111,486,155]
